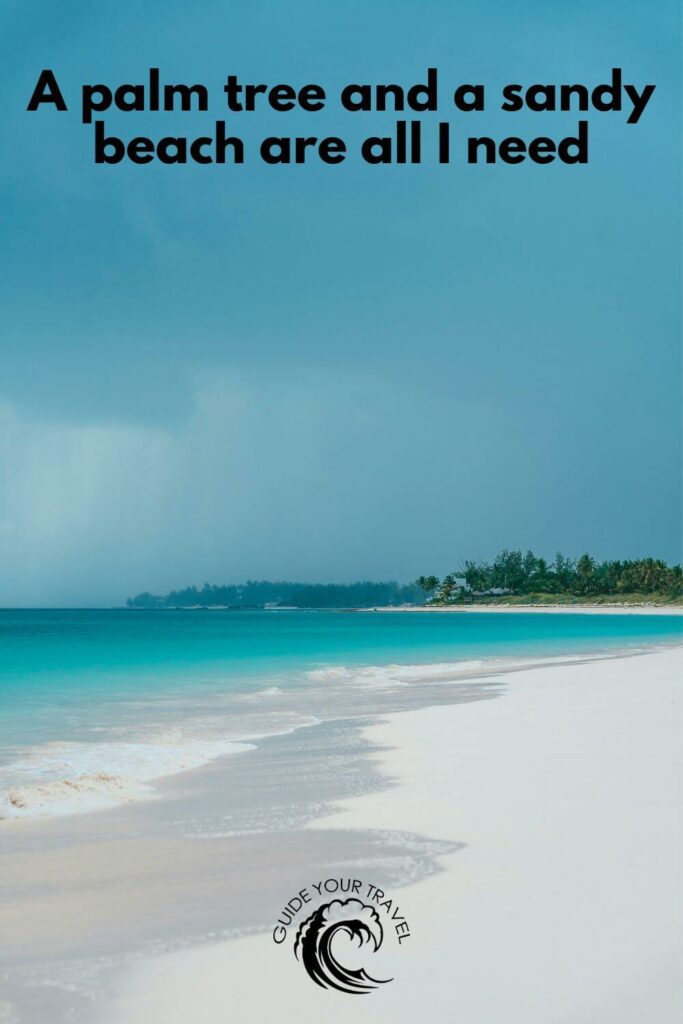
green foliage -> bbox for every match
[126,553,683,609]
[127,579,423,609]
[432,549,682,602]
[416,575,440,601]
[436,573,461,603]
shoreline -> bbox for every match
[1,644,680,1022]
[2,640,680,825]
[367,603,683,614]
[98,646,683,1024]
[118,602,683,613]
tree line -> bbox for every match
[417,550,682,603]
[127,579,422,609]
[126,552,681,609]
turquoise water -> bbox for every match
[0,609,680,817]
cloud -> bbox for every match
[0,399,175,605]
[0,369,481,605]
[4,358,672,608]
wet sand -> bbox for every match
[100,647,682,1024]
[0,680,498,1022]
[2,649,681,1023]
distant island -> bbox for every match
[126,550,682,609]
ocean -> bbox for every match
[1,608,680,819]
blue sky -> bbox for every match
[0,0,680,605]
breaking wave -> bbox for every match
[1,649,599,823]
[303,650,614,689]
[0,737,254,820]
[305,659,488,685]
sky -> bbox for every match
[0,0,680,606]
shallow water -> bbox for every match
[1,608,680,817]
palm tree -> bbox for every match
[415,575,440,604]
[437,573,460,604]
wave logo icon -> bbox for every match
[273,878,410,992]
[293,897,392,994]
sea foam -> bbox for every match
[305,659,488,685]
[0,737,254,820]
[303,651,614,687]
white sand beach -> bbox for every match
[373,604,683,614]
[98,646,682,1024]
